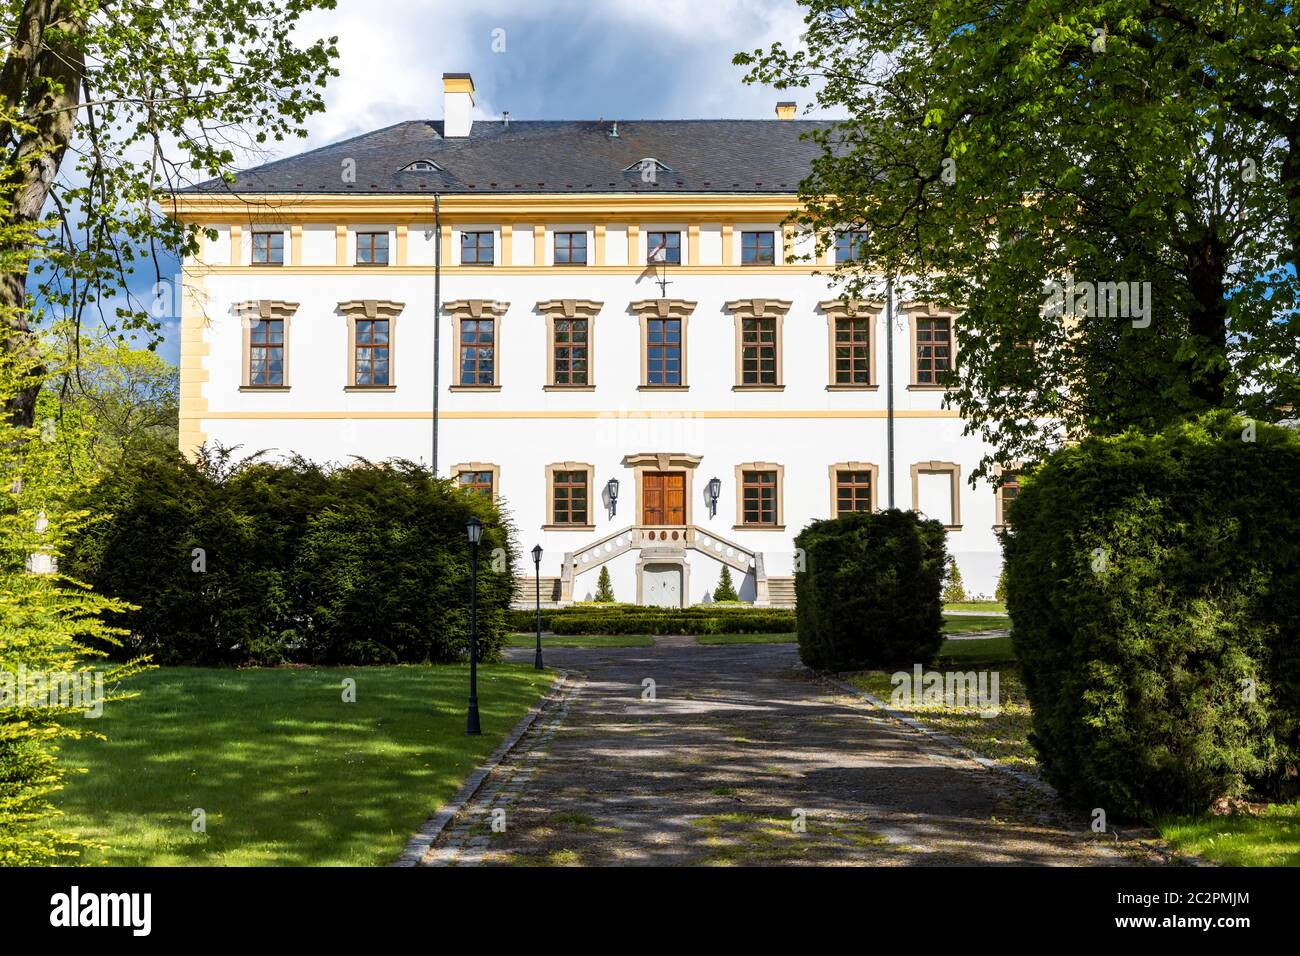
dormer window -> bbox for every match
[623,158,672,174]
[402,160,442,172]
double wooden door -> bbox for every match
[642,472,685,525]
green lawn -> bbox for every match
[696,632,797,645]
[1157,803,1300,867]
[942,614,1011,634]
[56,664,554,866]
[505,633,654,648]
[944,601,1007,613]
[693,616,1008,645]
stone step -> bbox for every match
[766,576,796,608]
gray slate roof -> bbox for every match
[186,120,830,195]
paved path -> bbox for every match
[421,643,1146,867]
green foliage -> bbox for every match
[508,604,795,636]
[942,556,967,604]
[1004,414,1300,819]
[713,565,739,602]
[63,449,515,666]
[794,509,947,671]
[994,569,1008,605]
[737,1,1300,478]
[0,352,148,865]
[593,566,615,603]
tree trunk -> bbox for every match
[1,0,85,427]
[1184,227,1230,409]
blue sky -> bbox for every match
[132,0,820,363]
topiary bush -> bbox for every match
[65,450,515,666]
[713,565,739,602]
[508,604,795,635]
[794,509,947,671]
[593,566,615,603]
[1004,413,1300,820]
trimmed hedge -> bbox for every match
[1005,413,1300,819]
[794,509,947,670]
[64,452,514,666]
[508,603,796,635]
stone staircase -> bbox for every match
[766,576,796,608]
[511,575,562,609]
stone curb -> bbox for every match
[393,670,571,867]
[818,672,1214,867]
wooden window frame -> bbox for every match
[820,299,880,390]
[726,298,791,391]
[356,231,390,266]
[835,230,868,264]
[544,462,596,530]
[828,462,879,516]
[460,230,495,265]
[553,231,588,266]
[734,461,785,531]
[450,462,501,502]
[236,300,298,390]
[340,299,404,391]
[251,230,284,266]
[910,460,962,530]
[630,299,696,390]
[907,303,959,390]
[444,300,509,391]
[537,299,602,390]
[645,230,682,265]
[741,230,775,265]
[993,462,1022,529]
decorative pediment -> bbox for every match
[339,299,405,319]
[622,452,704,470]
[233,299,299,321]
[819,298,883,318]
[444,299,509,318]
[724,298,792,318]
[536,299,603,319]
[900,301,961,318]
[629,298,696,319]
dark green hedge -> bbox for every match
[508,603,796,635]
[1005,413,1300,819]
[794,509,947,670]
[63,452,514,666]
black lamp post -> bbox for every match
[606,477,620,519]
[531,544,544,670]
[707,476,722,519]
[465,516,483,735]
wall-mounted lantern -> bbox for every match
[707,476,722,519]
[606,477,620,519]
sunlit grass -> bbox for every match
[1157,803,1300,867]
[56,664,553,866]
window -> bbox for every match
[741,231,775,265]
[741,317,778,385]
[836,470,873,514]
[553,318,589,386]
[248,318,284,386]
[741,470,778,526]
[834,317,872,385]
[354,319,390,386]
[554,231,587,265]
[646,318,682,386]
[915,315,953,385]
[911,460,962,529]
[461,231,494,265]
[402,160,442,172]
[996,470,1020,528]
[646,231,681,264]
[458,318,495,386]
[835,230,868,263]
[552,470,589,525]
[458,470,494,497]
[252,231,284,265]
[356,231,389,265]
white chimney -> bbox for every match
[443,73,475,137]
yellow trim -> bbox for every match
[443,76,475,96]
[334,224,346,265]
[178,268,210,459]
[395,224,408,266]
[290,224,302,265]
[187,263,829,277]
[593,223,606,266]
[195,409,962,421]
[687,224,700,266]
[626,223,639,264]
[721,224,733,266]
[440,224,452,265]
[533,224,545,265]
[500,223,512,265]
[229,224,242,265]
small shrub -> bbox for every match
[942,556,967,603]
[794,509,947,671]
[994,568,1008,604]
[713,565,739,602]
[593,566,615,603]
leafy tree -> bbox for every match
[594,566,615,603]
[0,0,338,425]
[737,1,1300,477]
[942,556,966,604]
[713,565,739,602]
[0,347,147,864]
